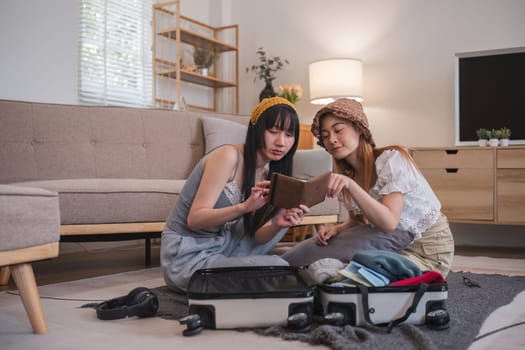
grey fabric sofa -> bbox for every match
[0,99,340,263]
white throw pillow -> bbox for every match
[202,117,247,154]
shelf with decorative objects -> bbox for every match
[152,1,239,112]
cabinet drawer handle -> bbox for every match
[445,150,458,155]
[445,168,458,173]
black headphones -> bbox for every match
[96,287,159,320]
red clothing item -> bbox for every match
[390,270,445,286]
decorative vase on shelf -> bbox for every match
[475,128,490,147]
[259,81,276,101]
[488,138,499,147]
[500,138,510,147]
[197,67,209,76]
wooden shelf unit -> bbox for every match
[412,146,525,225]
[152,1,239,113]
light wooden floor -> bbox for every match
[1,241,524,291]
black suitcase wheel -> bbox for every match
[287,312,311,333]
[425,309,450,330]
[324,312,345,326]
[179,314,204,336]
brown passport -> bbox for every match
[269,172,331,208]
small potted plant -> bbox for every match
[499,127,511,147]
[193,47,218,76]
[476,128,490,147]
[489,128,501,147]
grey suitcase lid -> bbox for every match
[187,266,314,299]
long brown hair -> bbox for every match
[332,135,417,200]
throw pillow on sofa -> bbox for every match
[202,117,247,154]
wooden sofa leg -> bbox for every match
[10,263,48,334]
[0,266,10,285]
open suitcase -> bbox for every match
[316,281,449,330]
[181,266,314,335]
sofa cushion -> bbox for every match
[12,179,185,225]
[202,116,247,153]
[305,198,340,217]
[292,148,339,217]
[0,184,60,251]
[0,100,249,183]
[12,178,338,224]
[293,149,332,179]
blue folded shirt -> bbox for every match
[339,261,390,287]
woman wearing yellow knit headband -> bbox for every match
[161,97,308,292]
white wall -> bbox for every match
[0,0,79,104]
[2,0,524,146]
[1,0,524,247]
[232,0,525,148]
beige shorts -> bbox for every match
[401,215,455,278]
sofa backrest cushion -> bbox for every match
[202,116,248,154]
[0,100,248,183]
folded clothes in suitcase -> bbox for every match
[183,266,314,333]
[317,281,449,330]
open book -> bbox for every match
[269,172,331,209]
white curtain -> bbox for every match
[79,0,153,107]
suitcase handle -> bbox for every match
[358,283,429,333]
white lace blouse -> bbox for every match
[346,149,441,240]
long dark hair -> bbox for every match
[242,104,300,236]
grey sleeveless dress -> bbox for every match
[161,150,289,291]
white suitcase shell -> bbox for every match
[317,283,448,327]
[187,266,314,329]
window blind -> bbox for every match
[79,0,152,107]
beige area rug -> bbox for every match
[451,255,525,276]
[0,256,524,350]
[0,267,317,350]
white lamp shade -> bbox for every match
[309,59,363,105]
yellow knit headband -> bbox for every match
[250,97,297,125]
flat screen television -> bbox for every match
[455,47,525,145]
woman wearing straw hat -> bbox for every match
[282,98,454,277]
